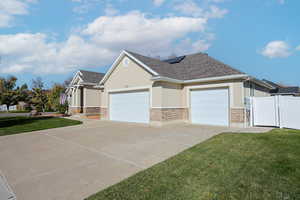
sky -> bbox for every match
[0,0,299,88]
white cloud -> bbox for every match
[71,0,103,14]
[278,0,285,4]
[104,4,119,16]
[206,5,228,19]
[0,13,12,28]
[175,38,210,55]
[0,0,36,27]
[153,0,165,6]
[207,0,226,2]
[82,11,207,53]
[173,0,228,19]
[261,41,291,58]
[0,33,115,74]
[296,45,300,51]
[174,1,203,17]
[0,12,212,74]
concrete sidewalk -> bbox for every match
[0,120,271,200]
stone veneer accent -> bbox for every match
[150,108,189,122]
[230,108,245,123]
[100,107,108,120]
[69,107,81,115]
[83,107,100,116]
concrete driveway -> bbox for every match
[0,119,270,200]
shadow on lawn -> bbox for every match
[0,116,55,128]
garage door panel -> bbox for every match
[110,91,149,123]
[191,88,229,126]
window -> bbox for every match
[123,58,130,67]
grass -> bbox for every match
[0,110,30,113]
[0,116,82,136]
[87,129,300,200]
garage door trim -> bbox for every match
[108,88,151,123]
[189,87,230,127]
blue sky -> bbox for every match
[0,0,299,88]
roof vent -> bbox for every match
[163,56,185,64]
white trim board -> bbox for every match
[151,107,187,109]
[108,86,151,93]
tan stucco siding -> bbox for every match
[84,88,101,107]
[244,81,270,98]
[232,82,244,107]
[152,83,162,107]
[160,82,183,108]
[102,55,153,107]
[182,80,244,108]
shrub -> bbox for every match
[58,101,68,114]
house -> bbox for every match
[262,79,300,96]
[67,50,275,127]
[66,70,105,117]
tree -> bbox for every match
[31,77,48,112]
[32,77,44,90]
[0,76,18,110]
[47,83,65,111]
[15,84,30,102]
[63,76,73,88]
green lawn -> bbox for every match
[0,110,30,113]
[0,116,82,136]
[87,129,300,200]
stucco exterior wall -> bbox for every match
[84,88,101,107]
[152,83,162,107]
[244,81,271,98]
[151,82,182,108]
[101,55,153,108]
[161,82,183,108]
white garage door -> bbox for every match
[109,90,149,123]
[191,88,229,126]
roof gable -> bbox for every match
[69,70,105,87]
[100,50,158,85]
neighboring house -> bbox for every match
[262,79,300,96]
[0,105,17,111]
[82,50,274,128]
[66,70,105,117]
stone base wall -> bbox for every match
[100,107,108,120]
[150,108,188,122]
[69,107,81,115]
[83,107,100,116]
[230,108,245,123]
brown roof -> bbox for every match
[127,51,245,80]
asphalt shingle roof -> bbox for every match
[79,70,105,84]
[127,51,245,80]
[262,79,300,94]
[277,87,300,94]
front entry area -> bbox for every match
[191,88,229,126]
[109,90,150,123]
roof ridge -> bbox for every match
[79,69,105,75]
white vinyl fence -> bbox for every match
[251,96,300,130]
